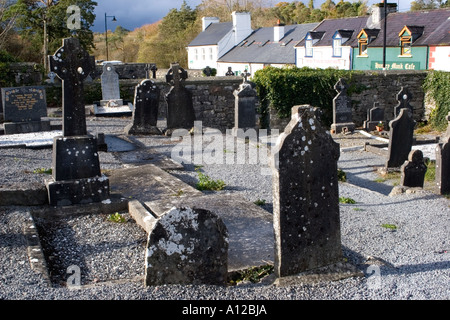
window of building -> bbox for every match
[305,39,313,57]
[359,38,368,56]
[202,48,206,60]
[194,49,198,61]
[400,36,412,56]
[333,36,342,57]
[209,47,214,60]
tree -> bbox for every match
[7,0,96,69]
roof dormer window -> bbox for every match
[398,26,424,57]
[332,33,342,57]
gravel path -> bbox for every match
[0,117,449,302]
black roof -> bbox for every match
[188,22,233,46]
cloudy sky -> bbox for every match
[92,0,413,33]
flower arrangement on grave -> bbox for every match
[376,121,384,132]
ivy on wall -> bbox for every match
[252,66,362,127]
[423,71,450,131]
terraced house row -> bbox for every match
[187,2,450,76]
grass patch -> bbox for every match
[229,265,274,285]
[381,223,397,230]
[253,199,266,206]
[32,168,52,174]
[339,197,356,204]
[195,168,226,191]
[353,207,365,212]
[107,212,126,223]
[337,169,347,182]
[425,159,436,182]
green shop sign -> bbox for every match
[372,61,420,70]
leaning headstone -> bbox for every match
[145,207,228,286]
[124,79,161,135]
[93,63,133,116]
[386,108,416,169]
[1,86,51,134]
[400,149,427,188]
[436,112,450,195]
[394,87,413,117]
[46,37,110,206]
[272,105,342,278]
[232,74,257,134]
[164,63,195,135]
[330,78,355,134]
[363,102,385,132]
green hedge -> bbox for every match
[423,71,450,131]
[253,66,364,127]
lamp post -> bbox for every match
[382,1,387,70]
[104,13,117,61]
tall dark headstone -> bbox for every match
[1,86,51,134]
[394,87,413,117]
[363,102,385,132]
[330,78,355,133]
[145,207,228,286]
[232,74,257,134]
[124,79,161,135]
[436,112,450,195]
[400,149,427,188]
[164,63,195,134]
[46,37,110,206]
[272,105,342,278]
[386,108,416,169]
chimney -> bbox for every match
[367,1,398,29]
[232,11,252,45]
[202,17,220,31]
[274,20,285,42]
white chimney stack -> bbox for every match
[232,11,252,45]
[202,17,220,31]
[274,20,285,42]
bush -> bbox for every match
[423,71,450,131]
[252,66,361,127]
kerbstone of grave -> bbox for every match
[272,105,342,278]
[386,108,416,169]
[400,149,427,188]
[394,87,413,117]
[330,78,355,133]
[124,79,161,135]
[4,120,51,135]
[232,82,257,134]
[144,207,228,286]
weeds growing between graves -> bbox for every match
[424,159,436,182]
[337,169,347,182]
[107,212,126,223]
[195,168,226,191]
[228,265,274,285]
[29,168,52,174]
[339,197,356,204]
[253,199,266,206]
[381,223,397,231]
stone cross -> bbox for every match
[226,67,235,76]
[165,63,188,88]
[49,37,94,136]
[394,87,413,117]
[272,105,342,278]
[400,149,427,188]
[241,69,251,83]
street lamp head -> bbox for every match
[112,16,117,22]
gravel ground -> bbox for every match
[0,116,449,302]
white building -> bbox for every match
[187,12,252,70]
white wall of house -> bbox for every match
[429,46,450,71]
[296,46,353,70]
[187,45,220,70]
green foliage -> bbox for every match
[32,168,52,174]
[195,168,226,191]
[253,66,360,127]
[381,223,397,230]
[423,71,450,131]
[337,169,347,182]
[229,265,274,285]
[0,50,17,87]
[339,197,356,204]
[253,199,266,206]
[108,212,126,223]
[425,159,436,182]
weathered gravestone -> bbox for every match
[386,108,416,169]
[394,87,413,117]
[145,207,228,286]
[45,37,110,206]
[94,63,133,116]
[363,102,385,132]
[435,112,450,195]
[272,105,342,278]
[330,78,355,134]
[164,63,195,135]
[1,86,51,134]
[400,149,427,188]
[124,79,161,135]
[232,73,257,134]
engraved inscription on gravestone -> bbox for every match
[2,86,47,122]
